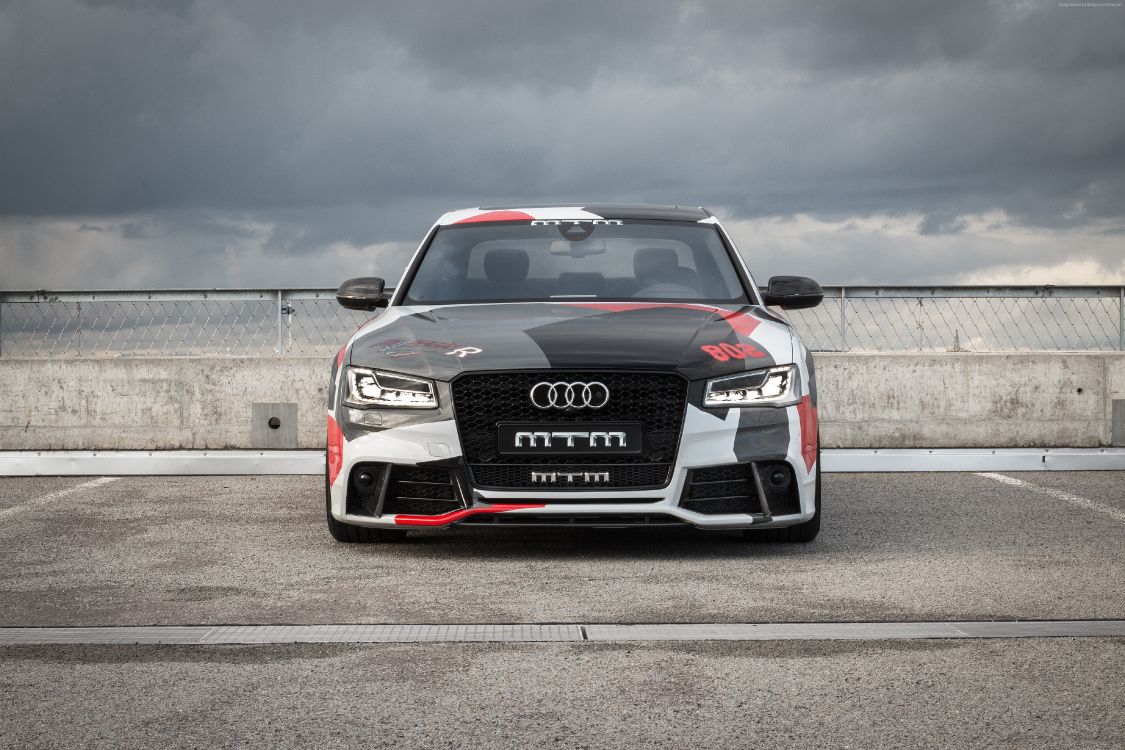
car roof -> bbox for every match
[436,203,713,225]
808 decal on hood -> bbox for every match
[325,204,825,543]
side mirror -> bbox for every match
[762,276,823,310]
[336,277,387,311]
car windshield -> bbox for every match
[401,220,750,304]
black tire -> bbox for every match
[743,442,821,543]
[325,470,407,544]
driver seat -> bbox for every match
[479,247,539,299]
[633,247,699,292]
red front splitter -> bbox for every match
[393,503,545,527]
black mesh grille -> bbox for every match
[689,465,746,483]
[689,478,750,499]
[391,480,454,500]
[384,465,460,515]
[683,495,759,514]
[470,464,671,489]
[385,497,459,515]
[451,371,688,490]
[394,465,452,484]
[681,464,759,515]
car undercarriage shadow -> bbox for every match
[379,524,823,561]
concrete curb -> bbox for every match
[1,620,1122,645]
[1,448,1124,475]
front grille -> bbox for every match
[451,371,687,490]
[680,463,799,515]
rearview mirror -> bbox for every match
[336,277,387,311]
[762,276,823,310]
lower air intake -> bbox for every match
[680,462,800,515]
[347,464,463,517]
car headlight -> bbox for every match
[345,367,438,409]
[704,365,800,407]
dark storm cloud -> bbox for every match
[918,211,969,236]
[81,0,193,14]
[0,0,1123,288]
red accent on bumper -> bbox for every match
[795,395,818,472]
[393,503,546,526]
[326,415,344,486]
[455,210,535,224]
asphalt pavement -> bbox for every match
[1,471,1122,748]
[3,638,1122,749]
[0,472,1122,625]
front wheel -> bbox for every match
[743,444,821,543]
[324,471,406,543]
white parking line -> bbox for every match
[0,476,119,520]
[977,472,1125,524]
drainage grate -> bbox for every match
[2,620,1123,645]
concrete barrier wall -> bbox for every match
[0,358,329,450]
[816,353,1123,448]
[1,354,1122,450]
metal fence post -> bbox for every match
[838,287,848,351]
[1120,286,1124,351]
[277,290,284,355]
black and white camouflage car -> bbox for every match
[326,204,824,542]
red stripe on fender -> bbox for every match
[393,503,545,527]
[326,415,344,486]
[336,346,346,368]
[719,309,760,337]
[795,395,818,472]
[455,210,535,224]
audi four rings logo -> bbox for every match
[529,381,610,410]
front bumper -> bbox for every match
[328,401,818,531]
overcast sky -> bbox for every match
[1,0,1123,289]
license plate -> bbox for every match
[497,422,643,455]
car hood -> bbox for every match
[346,302,796,381]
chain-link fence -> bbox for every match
[789,286,1125,352]
[1,286,1122,357]
[0,290,369,358]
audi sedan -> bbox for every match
[325,204,824,542]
